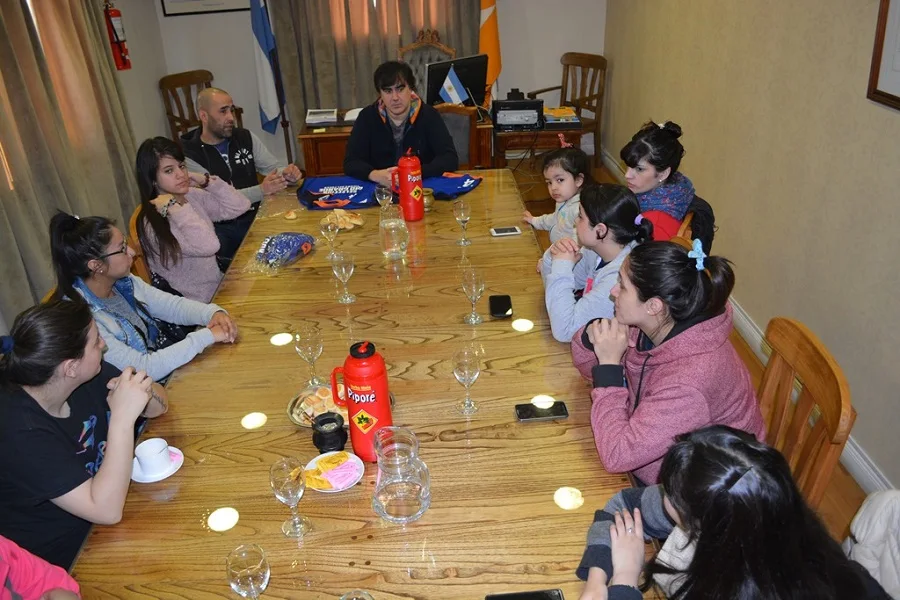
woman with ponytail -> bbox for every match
[542,184,654,343]
[0,301,167,569]
[571,240,764,484]
[620,120,695,241]
[136,136,250,300]
[49,211,237,381]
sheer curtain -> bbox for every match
[0,0,137,332]
[271,0,479,164]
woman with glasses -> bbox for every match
[48,211,238,381]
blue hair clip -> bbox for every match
[0,335,13,354]
[687,238,706,271]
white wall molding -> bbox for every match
[601,146,625,181]
[728,298,894,494]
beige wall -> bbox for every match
[604,0,900,486]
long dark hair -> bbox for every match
[625,241,733,322]
[541,147,594,187]
[136,137,183,268]
[646,425,870,599]
[49,211,115,302]
[0,300,93,387]
[620,120,685,183]
[581,184,653,245]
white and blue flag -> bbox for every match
[439,65,470,105]
[250,0,281,134]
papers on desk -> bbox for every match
[543,106,580,123]
[306,109,337,125]
[344,107,363,122]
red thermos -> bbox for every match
[391,149,424,222]
[331,341,393,462]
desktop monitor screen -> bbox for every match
[424,54,489,107]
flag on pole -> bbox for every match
[479,0,502,94]
[439,66,470,105]
[250,0,281,134]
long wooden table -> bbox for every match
[72,170,631,599]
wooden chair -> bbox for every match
[434,103,479,170]
[128,206,153,284]
[159,70,243,142]
[398,29,456,93]
[528,53,607,167]
[758,317,856,510]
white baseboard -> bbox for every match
[729,298,894,494]
[600,147,626,181]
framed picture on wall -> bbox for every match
[160,0,250,17]
[868,0,900,110]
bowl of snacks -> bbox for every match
[288,384,348,428]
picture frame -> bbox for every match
[868,0,900,110]
[160,0,250,17]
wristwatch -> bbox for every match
[158,197,178,218]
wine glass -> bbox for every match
[226,544,270,599]
[453,199,471,246]
[294,323,326,386]
[453,345,481,416]
[331,252,356,304]
[340,592,375,600]
[320,221,340,259]
[461,267,485,325]
[375,186,393,210]
[270,457,312,537]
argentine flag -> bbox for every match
[439,65,470,106]
[250,0,281,134]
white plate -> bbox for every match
[304,451,364,493]
[131,447,184,483]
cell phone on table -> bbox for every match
[490,226,522,237]
[514,401,569,422]
[485,590,565,600]
[489,295,513,318]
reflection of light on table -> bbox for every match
[270,332,293,346]
[207,507,240,531]
[512,318,534,332]
[531,394,555,409]
[241,412,268,430]
[553,487,584,510]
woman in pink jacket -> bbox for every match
[572,239,765,484]
[135,137,251,303]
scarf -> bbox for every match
[636,171,695,220]
[377,92,422,125]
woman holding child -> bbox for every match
[571,240,765,484]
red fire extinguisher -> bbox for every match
[104,1,131,71]
[391,149,424,222]
[331,341,394,462]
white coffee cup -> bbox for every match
[135,438,172,476]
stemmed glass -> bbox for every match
[453,199,471,246]
[320,221,340,259]
[331,252,356,304]
[452,345,481,416]
[375,186,393,210]
[270,457,312,537]
[294,323,326,386]
[226,544,270,599]
[461,267,485,325]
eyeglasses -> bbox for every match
[98,240,129,260]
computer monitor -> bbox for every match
[424,54,489,107]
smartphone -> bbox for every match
[490,226,522,237]
[485,590,565,600]
[489,295,513,318]
[514,401,569,422]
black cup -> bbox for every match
[312,412,348,453]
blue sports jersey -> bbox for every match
[298,177,378,210]
[423,173,483,199]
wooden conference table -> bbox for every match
[72,170,631,599]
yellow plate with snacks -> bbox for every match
[287,384,348,428]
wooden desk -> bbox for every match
[298,118,494,176]
[71,170,630,599]
[493,124,586,169]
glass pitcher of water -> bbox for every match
[379,205,409,261]
[372,426,430,524]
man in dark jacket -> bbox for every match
[343,61,458,186]
[180,87,303,266]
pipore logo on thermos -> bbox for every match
[348,387,377,403]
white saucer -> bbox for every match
[131,447,184,483]
[305,451,365,493]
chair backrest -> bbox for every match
[559,52,607,115]
[159,70,243,142]
[758,317,856,509]
[128,205,153,284]
[434,103,478,169]
[398,29,456,94]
